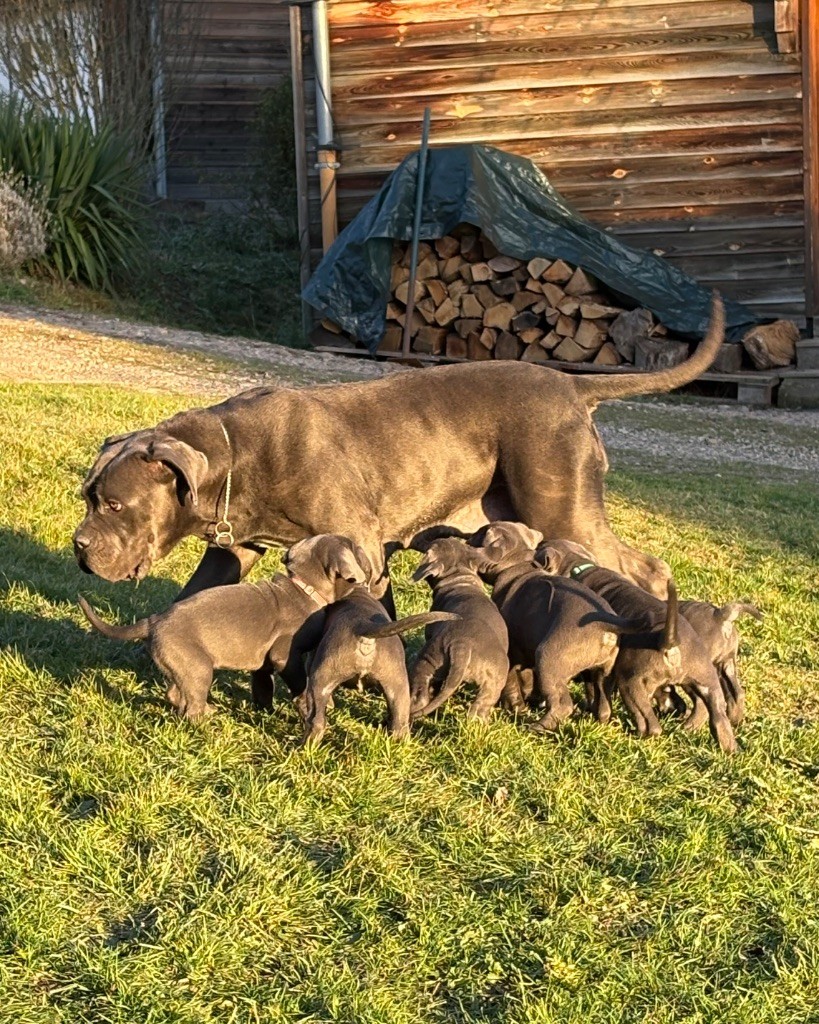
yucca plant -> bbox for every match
[0,98,143,290]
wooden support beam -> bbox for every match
[803,0,819,317]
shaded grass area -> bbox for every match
[1,384,818,1023]
[0,207,304,348]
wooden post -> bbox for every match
[804,0,819,319]
[289,4,312,338]
[401,108,432,357]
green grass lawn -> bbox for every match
[1,383,818,1024]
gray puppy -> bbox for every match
[299,589,458,747]
[409,538,509,722]
[538,539,737,753]
[474,522,652,734]
[78,534,370,720]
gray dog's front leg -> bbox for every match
[176,544,265,602]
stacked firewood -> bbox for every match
[371,224,675,365]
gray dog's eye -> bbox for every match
[108,500,123,512]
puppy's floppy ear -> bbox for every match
[535,545,560,573]
[412,555,441,582]
[145,437,209,507]
[331,541,370,585]
[518,524,545,551]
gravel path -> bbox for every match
[2,303,817,476]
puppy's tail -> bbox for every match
[578,609,661,643]
[720,602,762,624]
[412,644,471,719]
[358,611,460,639]
[78,595,152,641]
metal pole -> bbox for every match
[401,107,432,357]
[289,4,312,339]
[312,0,338,252]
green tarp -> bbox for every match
[303,144,759,353]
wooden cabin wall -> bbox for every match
[164,0,291,208]
[314,0,807,319]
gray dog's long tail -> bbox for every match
[572,293,724,405]
[720,602,762,624]
[358,611,460,639]
[412,644,472,719]
[78,595,152,641]
[662,580,679,652]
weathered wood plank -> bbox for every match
[333,75,803,129]
[332,51,799,101]
[328,1,771,48]
[326,0,730,29]
[332,29,779,75]
[803,0,819,315]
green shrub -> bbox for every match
[0,98,143,290]
[249,78,298,240]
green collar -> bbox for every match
[570,562,597,578]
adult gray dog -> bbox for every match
[73,296,725,600]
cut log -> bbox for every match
[527,257,552,279]
[580,301,622,319]
[553,335,597,362]
[574,319,606,353]
[395,279,427,305]
[458,263,474,285]
[455,317,483,339]
[416,297,437,324]
[460,234,482,262]
[555,313,577,337]
[446,333,468,359]
[512,266,530,284]
[471,262,495,282]
[540,282,566,307]
[425,278,448,306]
[540,304,557,321]
[742,320,798,369]
[539,330,561,350]
[521,343,549,363]
[483,302,517,331]
[518,327,545,346]
[439,256,464,283]
[467,331,491,360]
[488,255,523,274]
[609,308,654,362]
[462,292,485,318]
[711,342,743,373]
[378,324,404,352]
[491,276,520,298]
[481,235,499,260]
[525,278,543,293]
[633,338,690,371]
[321,318,342,334]
[434,297,460,327]
[416,254,439,280]
[557,296,580,316]
[593,341,622,366]
[386,300,404,321]
[414,326,448,354]
[512,311,540,332]
[564,267,597,296]
[479,327,498,350]
[448,279,470,302]
[474,284,504,310]
[434,235,461,259]
[543,259,573,283]
[512,290,541,312]
[494,331,522,360]
[401,241,432,269]
[391,264,410,290]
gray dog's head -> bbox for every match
[74,429,210,581]
[412,537,488,585]
[284,534,372,603]
[534,538,596,576]
[473,521,544,574]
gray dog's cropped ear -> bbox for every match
[518,524,545,551]
[146,437,209,507]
